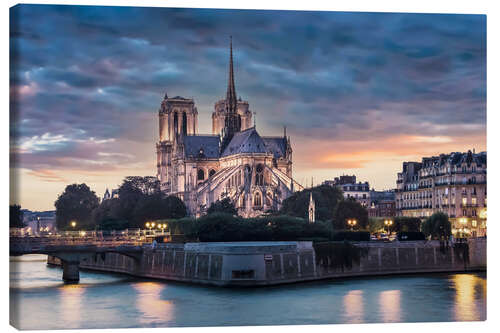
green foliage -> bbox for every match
[91,176,187,230]
[422,212,451,239]
[10,204,24,228]
[332,198,369,230]
[331,231,370,241]
[394,217,422,233]
[160,217,198,241]
[279,185,343,221]
[131,194,186,227]
[55,183,99,230]
[313,241,369,271]
[206,198,237,216]
[194,213,332,242]
[368,218,385,233]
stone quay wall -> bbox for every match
[47,239,486,286]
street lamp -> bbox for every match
[70,221,77,228]
[384,219,393,234]
[347,219,357,231]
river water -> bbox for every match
[10,254,486,330]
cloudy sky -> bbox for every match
[10,5,486,211]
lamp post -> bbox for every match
[347,219,357,231]
[384,219,393,234]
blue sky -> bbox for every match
[9,5,486,210]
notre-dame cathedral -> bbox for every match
[156,38,303,217]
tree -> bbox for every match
[394,217,422,233]
[132,194,187,227]
[10,204,24,228]
[332,198,369,230]
[206,198,237,215]
[279,185,343,221]
[54,184,99,230]
[422,212,451,239]
[368,218,384,234]
[115,176,161,222]
[92,198,128,230]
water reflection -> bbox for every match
[343,290,364,323]
[59,284,84,327]
[379,290,401,322]
[453,274,487,321]
[132,282,174,324]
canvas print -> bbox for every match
[9,4,486,330]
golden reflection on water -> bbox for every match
[343,290,364,323]
[132,282,174,324]
[453,274,487,321]
[59,284,84,326]
[379,290,401,322]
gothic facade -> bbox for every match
[156,39,303,217]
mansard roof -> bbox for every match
[221,127,268,157]
[183,135,221,158]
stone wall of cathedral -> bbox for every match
[212,99,252,135]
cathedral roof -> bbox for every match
[183,135,221,158]
[262,137,287,159]
[221,127,268,157]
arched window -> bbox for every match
[197,169,205,181]
[254,192,262,207]
[182,112,187,135]
[173,112,178,135]
[255,164,264,186]
[209,169,216,178]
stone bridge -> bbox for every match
[10,237,144,283]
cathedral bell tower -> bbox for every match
[221,36,242,150]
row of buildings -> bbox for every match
[322,149,487,238]
[396,150,487,237]
[322,175,396,218]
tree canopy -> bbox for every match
[206,198,237,216]
[421,212,451,239]
[332,198,369,230]
[54,184,99,230]
[394,216,422,233]
[92,176,187,229]
[279,185,343,221]
[10,204,24,228]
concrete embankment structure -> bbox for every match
[47,239,486,286]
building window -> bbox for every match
[253,192,262,207]
[472,197,477,205]
[472,220,477,227]
[255,164,264,186]
[182,112,187,135]
[197,169,205,181]
[462,197,467,206]
[209,169,216,178]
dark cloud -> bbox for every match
[10,4,486,177]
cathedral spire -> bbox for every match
[221,36,242,151]
[226,36,237,114]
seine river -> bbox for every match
[10,254,486,330]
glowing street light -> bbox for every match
[384,219,393,234]
[70,221,77,228]
[347,219,357,231]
